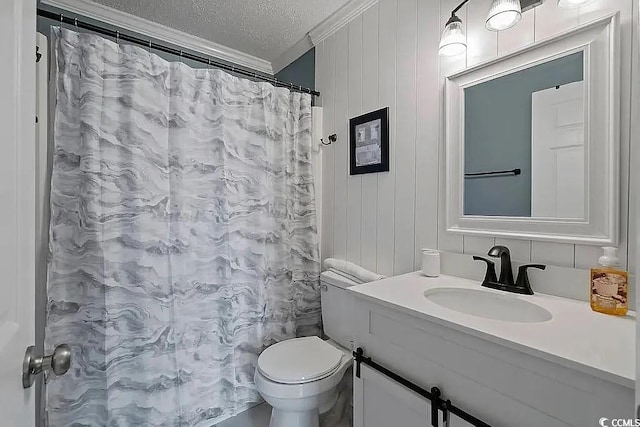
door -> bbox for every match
[531,81,586,219]
[0,0,37,424]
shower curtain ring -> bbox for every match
[148,39,152,52]
[116,31,119,44]
[74,18,78,28]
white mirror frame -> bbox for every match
[445,13,620,245]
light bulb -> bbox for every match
[557,0,597,8]
[439,15,467,57]
[486,0,522,31]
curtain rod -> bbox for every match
[37,8,320,97]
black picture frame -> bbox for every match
[349,107,389,175]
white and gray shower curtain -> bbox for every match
[45,27,320,426]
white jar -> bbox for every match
[421,249,440,277]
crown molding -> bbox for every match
[308,0,379,46]
[272,34,313,74]
[40,0,274,75]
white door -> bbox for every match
[531,81,586,219]
[0,0,37,424]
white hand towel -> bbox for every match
[323,258,386,283]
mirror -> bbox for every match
[445,14,619,245]
[463,52,585,219]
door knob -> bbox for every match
[22,344,71,389]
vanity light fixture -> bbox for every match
[439,0,543,56]
[486,0,522,31]
[439,14,467,57]
[557,0,597,8]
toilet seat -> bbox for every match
[257,336,344,384]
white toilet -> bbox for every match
[254,271,356,427]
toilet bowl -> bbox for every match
[254,337,352,427]
[255,271,358,427]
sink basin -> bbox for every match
[424,287,552,323]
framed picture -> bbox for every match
[349,107,389,175]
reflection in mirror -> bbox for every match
[463,52,585,219]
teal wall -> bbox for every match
[464,51,583,217]
[275,48,316,91]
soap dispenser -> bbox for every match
[590,247,628,316]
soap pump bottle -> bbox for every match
[590,247,628,316]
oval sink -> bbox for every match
[424,287,552,323]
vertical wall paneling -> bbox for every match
[438,0,466,254]
[494,238,531,263]
[347,16,364,265]
[628,0,639,281]
[497,7,535,55]
[531,241,575,268]
[393,0,418,275]
[360,4,380,272]
[574,245,604,270]
[466,0,498,66]
[534,0,580,40]
[463,236,496,256]
[333,27,350,260]
[578,0,630,25]
[320,37,336,263]
[314,0,635,281]
[376,0,399,277]
[414,0,441,269]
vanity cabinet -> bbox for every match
[349,284,634,427]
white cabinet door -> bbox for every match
[353,364,432,427]
[0,0,37,425]
[353,364,443,427]
[353,364,480,427]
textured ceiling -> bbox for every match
[92,0,349,61]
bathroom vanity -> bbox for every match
[348,273,634,427]
[346,10,633,427]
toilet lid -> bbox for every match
[257,336,344,384]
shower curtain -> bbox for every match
[45,27,320,426]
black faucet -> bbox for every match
[488,245,514,286]
[473,245,546,295]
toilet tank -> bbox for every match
[320,271,358,349]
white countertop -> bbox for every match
[348,272,635,389]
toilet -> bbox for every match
[254,271,357,427]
